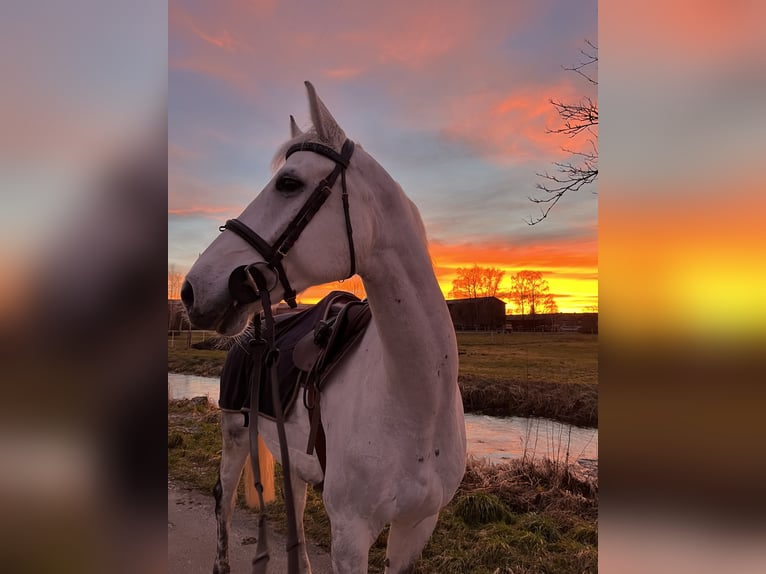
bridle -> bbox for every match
[216,138,357,573]
[220,138,356,308]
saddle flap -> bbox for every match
[292,331,322,372]
[315,301,372,388]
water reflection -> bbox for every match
[168,373,597,464]
[464,413,597,463]
[168,373,219,403]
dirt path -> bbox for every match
[168,480,334,573]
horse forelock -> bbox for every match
[270,128,329,174]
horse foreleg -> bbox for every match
[213,412,250,574]
[383,513,439,574]
[327,516,380,574]
[288,471,313,574]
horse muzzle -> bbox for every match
[180,272,252,334]
[227,263,279,306]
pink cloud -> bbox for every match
[169,143,202,162]
[191,27,247,52]
[168,205,235,217]
[168,170,255,217]
[324,67,365,79]
[440,81,595,164]
[168,1,519,91]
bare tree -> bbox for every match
[542,291,559,314]
[509,270,557,317]
[450,265,506,299]
[168,264,184,300]
[528,39,598,224]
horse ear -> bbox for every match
[304,81,346,148]
[289,115,303,138]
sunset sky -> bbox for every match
[168,0,598,313]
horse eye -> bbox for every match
[276,175,303,193]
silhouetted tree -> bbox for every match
[529,40,598,224]
[168,264,184,299]
[541,291,559,314]
[450,265,506,299]
[509,270,556,317]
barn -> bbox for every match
[446,297,506,331]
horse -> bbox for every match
[181,81,467,574]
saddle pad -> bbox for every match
[218,291,363,419]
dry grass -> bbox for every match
[459,457,598,521]
[459,376,597,427]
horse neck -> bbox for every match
[357,163,457,390]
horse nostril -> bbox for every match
[180,280,194,310]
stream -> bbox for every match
[168,373,597,466]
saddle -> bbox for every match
[292,294,371,390]
[218,290,371,424]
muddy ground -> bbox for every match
[168,479,333,574]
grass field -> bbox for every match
[456,332,597,386]
[169,331,598,427]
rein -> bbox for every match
[220,139,357,574]
[220,138,356,308]
[247,274,301,574]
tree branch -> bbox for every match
[546,98,598,138]
[528,39,598,225]
[563,39,598,85]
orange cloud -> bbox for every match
[428,237,597,271]
[294,239,597,313]
[428,239,597,313]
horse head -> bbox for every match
[181,82,377,335]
